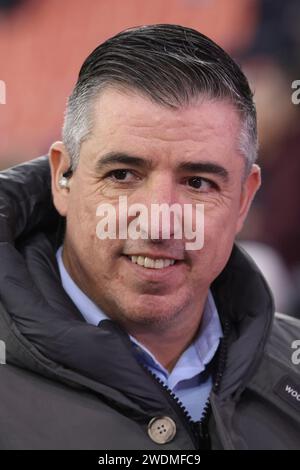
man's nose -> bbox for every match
[150,173,176,202]
[132,173,181,240]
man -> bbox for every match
[0,24,299,450]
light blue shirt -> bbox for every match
[56,247,223,421]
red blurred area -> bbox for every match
[0,0,257,165]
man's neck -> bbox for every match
[123,298,207,372]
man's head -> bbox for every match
[50,24,261,334]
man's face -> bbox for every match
[50,87,260,331]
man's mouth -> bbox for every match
[124,255,177,269]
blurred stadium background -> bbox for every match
[0,0,299,316]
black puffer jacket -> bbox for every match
[0,157,299,450]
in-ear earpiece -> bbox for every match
[59,176,70,189]
[58,167,73,189]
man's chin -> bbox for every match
[116,295,186,328]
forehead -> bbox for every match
[87,87,243,168]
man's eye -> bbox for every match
[186,176,217,191]
[106,169,135,181]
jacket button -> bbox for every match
[147,416,176,444]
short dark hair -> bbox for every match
[63,24,257,172]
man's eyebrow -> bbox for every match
[95,152,152,172]
[178,161,229,182]
[95,152,229,182]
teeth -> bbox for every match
[137,256,146,266]
[154,259,164,269]
[144,257,155,268]
[129,255,176,269]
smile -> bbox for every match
[125,255,176,269]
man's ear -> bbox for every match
[235,164,261,234]
[49,141,72,217]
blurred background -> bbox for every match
[0,0,299,316]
